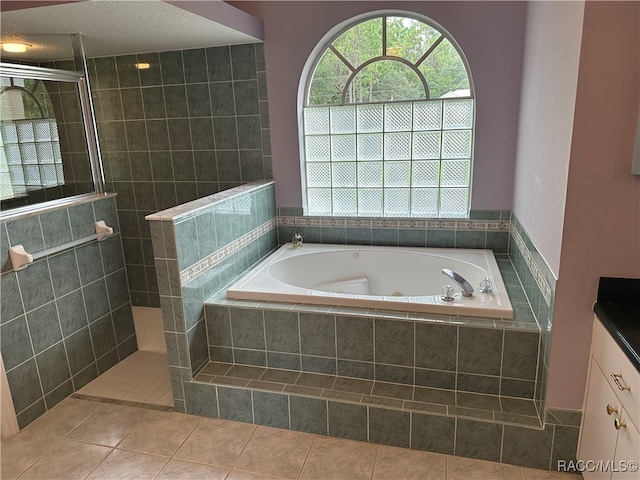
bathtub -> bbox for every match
[227,243,513,319]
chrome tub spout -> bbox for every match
[442,268,474,297]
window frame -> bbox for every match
[298,10,476,218]
[0,62,105,219]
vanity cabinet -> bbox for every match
[578,317,640,480]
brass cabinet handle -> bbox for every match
[614,417,627,430]
[611,373,631,391]
[606,404,619,415]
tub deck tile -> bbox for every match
[296,372,336,389]
[226,364,266,380]
[321,390,363,403]
[332,377,374,395]
[190,361,544,429]
[259,368,301,384]
[247,380,286,392]
[200,362,233,376]
[283,384,324,397]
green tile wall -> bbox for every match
[0,195,135,428]
[508,214,556,415]
[148,181,277,412]
[82,43,271,307]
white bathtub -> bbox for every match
[226,243,513,319]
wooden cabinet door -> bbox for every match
[611,411,640,480]
[579,358,620,480]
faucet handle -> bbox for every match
[292,232,303,249]
[441,284,455,301]
[480,277,493,294]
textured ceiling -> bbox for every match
[0,0,263,62]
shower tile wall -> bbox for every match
[0,195,135,428]
[86,43,271,307]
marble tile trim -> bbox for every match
[277,216,510,232]
[146,180,274,222]
[509,224,552,306]
[179,218,276,284]
[0,193,117,223]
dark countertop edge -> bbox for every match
[597,277,640,305]
[594,303,640,372]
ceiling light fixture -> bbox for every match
[1,42,32,53]
[134,62,150,70]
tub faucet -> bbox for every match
[442,268,474,297]
[292,232,303,249]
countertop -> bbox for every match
[594,277,640,372]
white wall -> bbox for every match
[514,0,640,410]
[512,0,585,277]
[232,1,526,210]
[549,0,640,410]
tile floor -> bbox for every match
[76,307,173,408]
[1,396,583,480]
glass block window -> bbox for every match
[1,76,65,201]
[302,14,474,217]
[0,118,64,200]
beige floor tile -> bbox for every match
[118,409,200,457]
[234,426,314,479]
[447,455,524,480]
[373,445,446,480]
[226,469,291,480]
[0,431,60,480]
[132,306,166,353]
[17,438,112,480]
[521,467,583,479]
[66,402,145,447]
[299,436,378,480]
[174,417,256,468]
[85,448,169,479]
[78,351,171,407]
[155,459,229,480]
[23,398,101,437]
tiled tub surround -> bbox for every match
[509,215,556,424]
[78,43,272,308]
[0,194,136,428]
[181,297,580,469]
[204,293,539,400]
[153,188,580,469]
[275,209,556,416]
[147,180,277,405]
[200,251,542,433]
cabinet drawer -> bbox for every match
[591,317,640,428]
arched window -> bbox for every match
[300,13,474,217]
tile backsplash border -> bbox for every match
[276,209,512,252]
[179,218,276,285]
